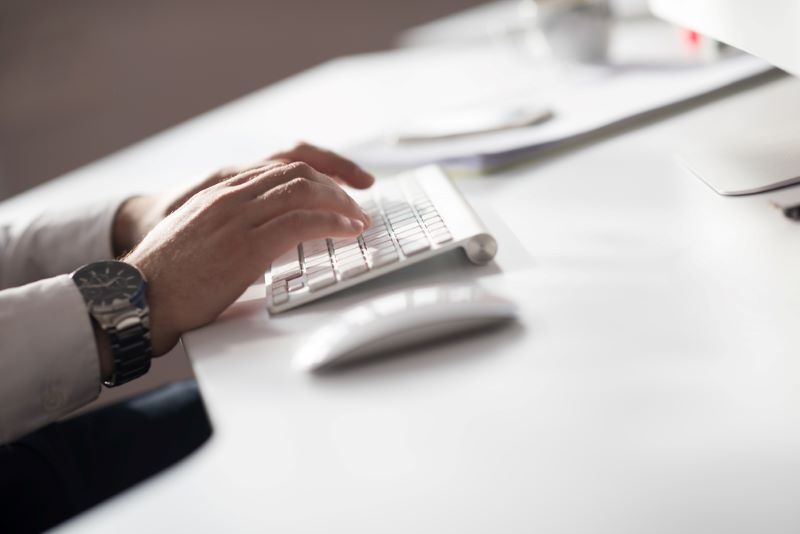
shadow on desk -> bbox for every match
[310,318,527,379]
[1,380,212,533]
[68,342,196,418]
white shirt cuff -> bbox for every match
[0,275,101,443]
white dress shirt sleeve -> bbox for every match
[0,199,120,289]
[0,275,102,443]
[0,199,124,444]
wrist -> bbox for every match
[113,196,156,257]
[124,253,179,357]
[145,298,180,357]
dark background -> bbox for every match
[0,0,483,200]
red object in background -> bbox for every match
[684,29,701,49]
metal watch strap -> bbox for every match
[105,316,153,387]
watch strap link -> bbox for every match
[105,318,153,387]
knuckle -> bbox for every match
[292,140,311,151]
[215,166,239,182]
[282,210,307,228]
[207,169,227,183]
[335,194,356,214]
[210,186,240,206]
[195,186,219,202]
[286,176,313,196]
[290,160,313,175]
[223,167,261,187]
[221,172,245,187]
[270,161,297,174]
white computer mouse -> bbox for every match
[294,285,518,372]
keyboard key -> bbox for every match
[421,213,442,224]
[388,216,416,227]
[287,277,304,292]
[307,268,336,291]
[338,258,368,280]
[365,242,395,253]
[303,239,329,255]
[331,237,359,248]
[368,249,399,268]
[399,239,430,256]
[430,230,453,244]
[363,223,387,235]
[365,239,395,251]
[382,200,407,211]
[395,227,425,240]
[391,215,419,226]
[363,228,387,239]
[305,256,332,268]
[271,280,289,304]
[332,248,359,258]
[271,279,287,291]
[392,223,422,236]
[385,203,413,214]
[427,223,450,234]
[337,253,366,265]
[396,235,425,247]
[424,221,448,233]
[364,234,394,247]
[364,224,388,233]
[304,249,331,260]
[386,204,414,220]
[335,249,364,263]
[270,248,301,281]
[367,240,396,252]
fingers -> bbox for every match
[236,161,341,199]
[209,162,370,226]
[270,142,374,189]
[249,176,369,227]
[222,161,286,188]
[254,210,365,260]
[162,163,277,216]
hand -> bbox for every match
[124,160,372,357]
[112,142,374,256]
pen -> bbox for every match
[782,204,800,221]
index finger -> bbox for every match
[270,142,374,189]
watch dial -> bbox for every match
[74,261,143,307]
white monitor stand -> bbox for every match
[651,0,800,196]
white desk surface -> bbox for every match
[12,45,797,533]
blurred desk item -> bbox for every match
[535,0,614,64]
[767,184,800,220]
[0,6,795,534]
[392,103,553,143]
[349,16,774,171]
[653,0,800,195]
[679,123,800,195]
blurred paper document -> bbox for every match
[341,44,772,171]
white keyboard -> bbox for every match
[265,165,497,314]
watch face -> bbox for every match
[72,261,145,308]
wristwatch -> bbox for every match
[71,260,152,387]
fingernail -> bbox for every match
[350,218,364,232]
[360,208,372,226]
